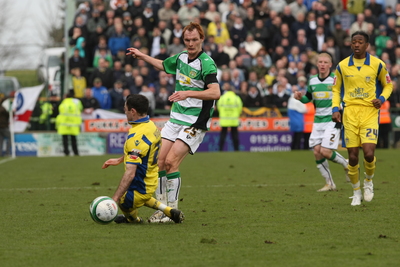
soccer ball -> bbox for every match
[89,196,119,224]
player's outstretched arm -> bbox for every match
[102,156,124,169]
[126,47,164,71]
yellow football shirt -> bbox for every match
[124,116,161,194]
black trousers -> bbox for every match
[62,135,79,156]
[219,127,239,151]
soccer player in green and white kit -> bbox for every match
[126,22,221,222]
[293,53,349,192]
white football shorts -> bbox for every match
[161,121,206,154]
[309,122,341,150]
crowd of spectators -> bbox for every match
[65,0,400,115]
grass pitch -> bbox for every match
[0,150,399,267]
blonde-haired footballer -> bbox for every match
[332,31,392,206]
[294,52,349,192]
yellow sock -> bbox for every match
[348,164,360,188]
[364,157,376,181]
[145,197,172,217]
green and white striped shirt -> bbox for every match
[163,51,218,130]
[300,73,335,130]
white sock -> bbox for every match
[156,176,167,205]
[331,151,348,169]
[317,159,334,186]
[167,177,181,209]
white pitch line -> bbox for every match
[0,157,16,165]
[0,183,322,191]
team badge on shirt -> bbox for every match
[365,76,371,83]
[189,70,197,78]
[135,140,140,146]
[128,149,141,159]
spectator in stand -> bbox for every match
[378,5,395,28]
[289,0,308,18]
[68,15,88,42]
[340,37,353,59]
[271,45,286,63]
[155,87,172,110]
[138,85,155,117]
[113,0,130,18]
[367,0,383,18]
[349,13,369,37]
[178,0,200,27]
[265,65,278,86]
[252,19,270,49]
[207,15,230,46]
[115,88,131,113]
[375,25,391,57]
[243,6,257,32]
[149,27,166,57]
[250,55,269,80]
[273,23,294,51]
[142,3,158,32]
[168,36,185,56]
[90,58,114,89]
[105,9,115,33]
[153,71,174,94]
[170,21,184,43]
[386,17,397,38]
[272,83,290,108]
[131,27,149,49]
[74,2,90,25]
[121,12,134,34]
[109,80,125,110]
[255,0,269,21]
[158,20,172,46]
[212,44,229,68]
[223,39,238,61]
[305,11,317,38]
[291,12,308,38]
[247,71,259,88]
[281,6,296,28]
[130,75,144,94]
[238,81,249,103]
[158,0,176,22]
[128,0,144,19]
[69,48,87,78]
[332,21,347,49]
[112,60,125,83]
[234,55,250,81]
[269,0,287,14]
[93,47,114,68]
[244,85,263,108]
[310,26,327,52]
[230,16,247,49]
[108,23,130,57]
[364,8,379,29]
[87,9,107,35]
[91,78,112,110]
[205,2,220,22]
[242,34,262,58]
[71,68,87,99]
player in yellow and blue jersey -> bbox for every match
[332,31,393,206]
[102,94,184,223]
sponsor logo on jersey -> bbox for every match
[350,87,369,98]
[178,73,191,85]
[386,74,391,84]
